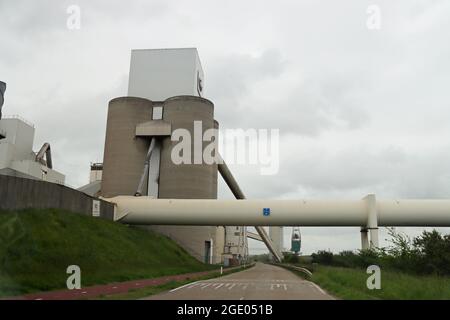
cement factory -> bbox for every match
[0,49,279,265]
[2,48,450,266]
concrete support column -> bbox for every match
[364,194,379,249]
[269,226,283,261]
[369,228,379,249]
[360,227,369,250]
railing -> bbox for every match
[273,263,313,278]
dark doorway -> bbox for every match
[204,241,211,264]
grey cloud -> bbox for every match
[207,49,286,109]
[208,51,371,137]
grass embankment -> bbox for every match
[0,209,215,297]
[310,265,450,300]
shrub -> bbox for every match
[282,252,300,264]
[310,229,450,276]
[311,250,334,265]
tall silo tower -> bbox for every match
[101,97,153,197]
[101,49,225,263]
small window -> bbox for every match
[153,106,163,120]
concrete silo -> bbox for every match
[101,96,224,263]
[100,49,228,264]
[101,97,153,198]
[158,96,216,199]
[149,95,224,264]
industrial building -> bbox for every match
[79,48,252,264]
[3,47,449,268]
[1,50,281,265]
[0,82,65,184]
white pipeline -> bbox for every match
[107,196,450,227]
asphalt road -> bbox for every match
[145,263,334,300]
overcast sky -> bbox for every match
[1,0,450,254]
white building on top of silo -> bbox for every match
[128,48,205,102]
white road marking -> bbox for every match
[214,283,224,290]
[170,280,200,292]
[306,281,328,296]
[228,284,236,290]
[269,283,287,291]
[200,283,211,289]
[239,297,244,300]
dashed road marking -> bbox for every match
[170,280,200,292]
[270,283,288,291]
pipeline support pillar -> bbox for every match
[364,194,379,249]
[360,227,369,250]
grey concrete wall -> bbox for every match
[0,168,39,181]
[0,175,114,220]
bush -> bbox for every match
[311,250,334,265]
[282,252,300,264]
[310,229,450,276]
[413,230,450,275]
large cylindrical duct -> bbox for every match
[101,97,153,197]
[111,197,450,227]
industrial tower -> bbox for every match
[100,48,249,264]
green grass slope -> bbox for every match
[0,209,214,297]
[311,266,450,300]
